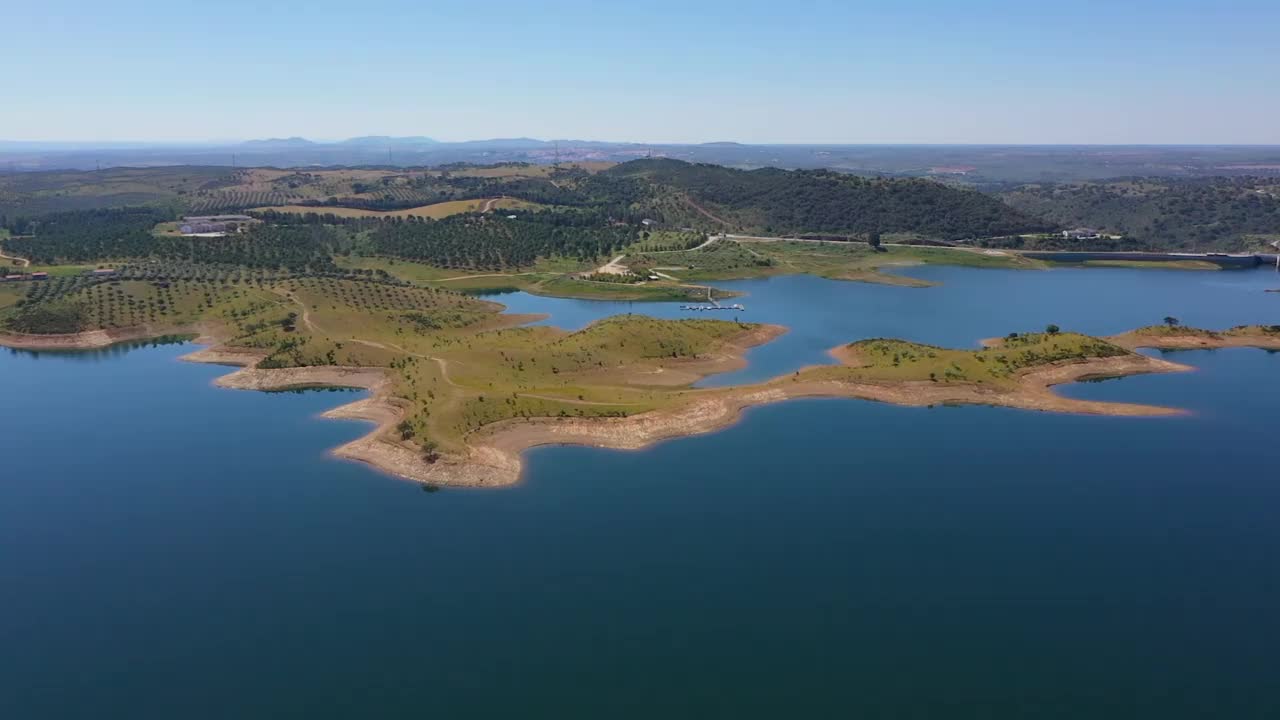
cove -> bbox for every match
[493,265,1280,385]
[2,265,1279,719]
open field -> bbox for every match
[445,162,614,178]
[0,163,607,217]
[630,238,1043,286]
[333,255,735,301]
[253,197,542,219]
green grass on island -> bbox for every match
[1118,323,1280,341]
[627,238,1041,287]
[811,331,1129,388]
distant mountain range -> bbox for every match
[3,138,1280,184]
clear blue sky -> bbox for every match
[6,0,1278,144]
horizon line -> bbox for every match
[4,138,1280,149]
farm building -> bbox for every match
[1062,227,1102,240]
[179,214,253,235]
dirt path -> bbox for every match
[689,233,720,251]
[0,246,31,268]
[593,253,630,275]
[273,290,320,333]
[344,335,466,389]
[516,392,648,407]
[643,233,721,254]
[683,196,732,227]
[437,271,538,282]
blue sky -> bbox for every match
[6,0,1278,143]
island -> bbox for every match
[5,266,1277,488]
[4,160,1278,487]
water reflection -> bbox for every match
[3,334,196,361]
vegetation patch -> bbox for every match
[252,198,541,220]
[819,331,1130,387]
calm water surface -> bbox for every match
[2,267,1278,718]
[501,265,1280,385]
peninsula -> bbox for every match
[4,160,1278,487]
[6,275,1277,486]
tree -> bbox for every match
[396,420,415,440]
[1164,316,1180,327]
[1046,324,1060,335]
[867,231,882,250]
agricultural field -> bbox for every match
[334,255,731,301]
[0,263,762,454]
[0,283,25,312]
[187,191,304,213]
[625,230,708,253]
[0,277,284,334]
[0,166,232,218]
[252,197,541,219]
[443,162,614,178]
[0,164,599,218]
[630,239,1040,285]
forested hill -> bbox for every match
[603,159,1055,240]
[999,177,1280,251]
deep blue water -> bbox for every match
[2,267,1279,719]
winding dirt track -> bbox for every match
[0,246,31,268]
[683,196,732,226]
[516,393,648,407]
[437,272,538,281]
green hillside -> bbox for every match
[999,177,1280,251]
[601,159,1055,239]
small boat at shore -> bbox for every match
[681,303,746,311]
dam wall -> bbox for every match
[1023,251,1266,269]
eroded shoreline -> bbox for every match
[5,323,1277,489]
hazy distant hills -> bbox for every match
[3,137,1280,184]
[239,137,318,148]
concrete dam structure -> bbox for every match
[1022,251,1277,269]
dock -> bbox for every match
[682,286,745,312]
[681,303,745,312]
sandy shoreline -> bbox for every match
[466,351,1193,486]
[3,320,1269,489]
[1108,330,1280,351]
[0,325,197,350]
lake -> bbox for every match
[2,266,1278,718]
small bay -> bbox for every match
[2,266,1278,718]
